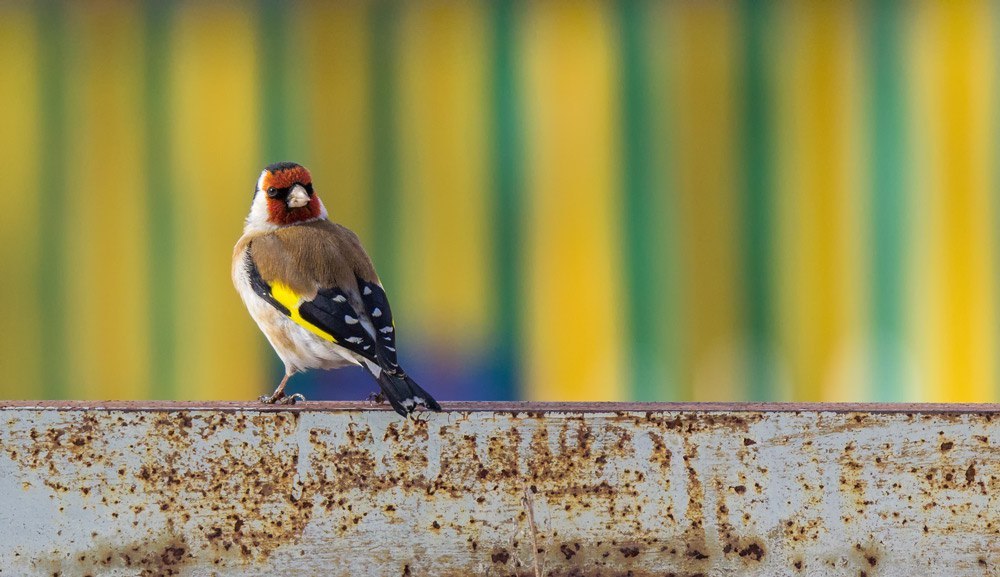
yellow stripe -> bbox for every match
[773,2,866,402]
[919,1,995,402]
[522,2,623,401]
[667,2,742,401]
[0,6,42,399]
[268,282,337,343]
[62,3,149,400]
[171,5,262,400]
[298,2,373,244]
[396,3,491,347]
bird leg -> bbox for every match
[366,391,386,405]
[259,373,306,404]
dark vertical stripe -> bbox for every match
[742,0,774,401]
[145,0,176,399]
[369,2,401,289]
[38,0,70,399]
[871,0,906,401]
[620,1,666,401]
[491,1,522,400]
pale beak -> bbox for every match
[286,184,310,208]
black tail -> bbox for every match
[371,369,442,417]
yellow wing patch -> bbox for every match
[269,282,339,343]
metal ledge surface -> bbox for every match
[0,402,996,576]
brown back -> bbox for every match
[247,220,379,297]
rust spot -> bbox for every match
[965,463,976,483]
[743,438,757,446]
[490,550,510,564]
[620,545,640,558]
[940,441,954,452]
[738,542,765,562]
[648,432,672,472]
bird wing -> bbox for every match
[245,249,382,364]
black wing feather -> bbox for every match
[298,286,380,361]
[356,278,400,371]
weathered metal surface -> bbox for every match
[0,402,996,576]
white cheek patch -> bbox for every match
[244,191,278,234]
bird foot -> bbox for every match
[258,392,306,405]
[366,391,386,405]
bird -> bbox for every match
[232,161,442,417]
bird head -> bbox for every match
[246,162,327,231]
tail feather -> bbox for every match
[370,368,442,416]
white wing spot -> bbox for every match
[401,398,415,408]
[379,326,394,334]
[385,346,396,352]
[347,336,364,344]
[372,308,382,317]
[345,315,359,325]
[363,286,373,296]
[333,294,347,303]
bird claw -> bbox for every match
[279,393,306,405]
[366,391,386,405]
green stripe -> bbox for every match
[369,1,401,290]
[871,0,906,402]
[491,0,522,400]
[38,0,70,399]
[144,0,176,399]
[259,0,293,162]
[620,0,670,401]
[742,0,774,401]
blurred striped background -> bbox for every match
[1,1,998,403]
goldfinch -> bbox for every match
[232,161,442,416]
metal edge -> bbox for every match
[0,400,997,413]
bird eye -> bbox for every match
[266,187,279,198]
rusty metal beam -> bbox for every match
[0,402,996,576]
